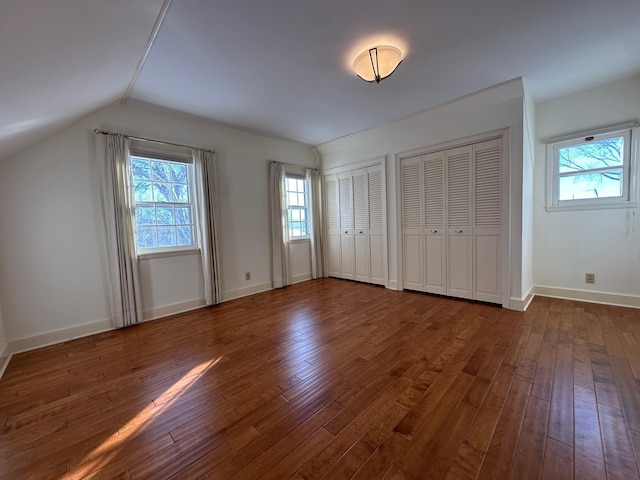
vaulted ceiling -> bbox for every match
[2,0,639,159]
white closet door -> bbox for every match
[401,157,423,291]
[324,174,341,277]
[473,139,502,303]
[423,151,446,295]
[352,168,369,282]
[338,172,354,279]
[368,164,385,285]
[446,145,472,299]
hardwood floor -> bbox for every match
[1,278,640,479]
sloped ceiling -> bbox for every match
[2,0,640,158]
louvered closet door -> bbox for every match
[446,145,473,299]
[338,172,354,279]
[352,168,369,282]
[473,139,502,303]
[401,157,423,291]
[368,164,385,285]
[423,151,446,295]
[324,174,341,277]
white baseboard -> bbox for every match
[292,273,312,285]
[222,282,273,302]
[142,298,206,322]
[533,285,640,309]
[388,281,400,291]
[7,318,114,358]
[509,288,536,312]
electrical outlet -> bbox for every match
[585,273,595,284]
[245,272,251,281]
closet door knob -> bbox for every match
[455,229,463,234]
[431,229,438,233]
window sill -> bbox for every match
[289,237,311,244]
[545,201,637,213]
[138,248,201,260]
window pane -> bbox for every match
[297,179,305,192]
[175,206,192,225]
[135,206,155,225]
[298,193,306,206]
[157,226,176,247]
[290,208,300,221]
[558,170,622,200]
[134,181,152,202]
[171,163,188,183]
[286,178,295,190]
[172,183,190,203]
[177,226,194,246]
[299,208,306,221]
[131,158,151,180]
[156,206,175,225]
[152,183,172,202]
[137,227,157,249]
[151,161,171,182]
[558,137,624,173]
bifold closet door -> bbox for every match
[401,157,423,291]
[367,165,385,285]
[352,168,369,282]
[324,174,341,277]
[338,172,354,279]
[446,145,473,300]
[423,151,446,295]
[473,139,502,303]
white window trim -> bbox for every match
[285,171,311,240]
[130,152,200,256]
[545,124,639,212]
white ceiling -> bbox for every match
[2,0,640,158]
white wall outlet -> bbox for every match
[245,272,251,281]
[585,273,595,284]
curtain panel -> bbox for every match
[98,134,143,328]
[307,168,325,279]
[193,149,222,305]
[269,161,290,288]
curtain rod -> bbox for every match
[93,128,216,154]
[267,159,319,172]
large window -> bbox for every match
[285,175,309,238]
[130,155,196,251]
[547,126,636,211]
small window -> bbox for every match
[547,127,636,211]
[285,175,309,238]
[130,155,196,251]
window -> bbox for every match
[285,175,309,238]
[547,126,637,211]
[130,155,196,251]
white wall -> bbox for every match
[534,75,640,303]
[0,100,316,344]
[316,79,528,306]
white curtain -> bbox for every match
[98,134,143,328]
[269,161,290,288]
[307,168,325,279]
[194,150,222,305]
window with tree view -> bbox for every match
[131,155,196,250]
[285,175,309,238]
[549,128,633,209]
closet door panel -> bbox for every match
[473,138,502,303]
[423,151,446,295]
[446,146,472,299]
[324,175,341,277]
[368,165,385,285]
[401,158,423,291]
[353,168,369,281]
[338,172,354,279]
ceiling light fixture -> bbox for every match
[352,45,403,84]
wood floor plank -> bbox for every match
[0,279,638,479]
[574,384,606,480]
[541,438,574,480]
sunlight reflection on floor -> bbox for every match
[62,356,223,479]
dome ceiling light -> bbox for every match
[352,45,403,84]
